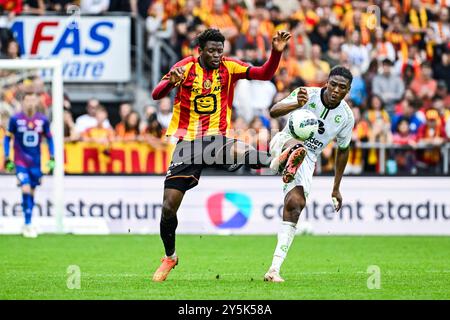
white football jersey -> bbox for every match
[278,87,354,162]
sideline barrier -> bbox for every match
[0,176,449,235]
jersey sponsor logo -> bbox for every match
[194,94,217,114]
[317,120,325,134]
[17,119,26,125]
[304,136,324,150]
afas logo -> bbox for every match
[207,192,252,229]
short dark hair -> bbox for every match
[196,28,225,49]
[382,58,394,66]
[329,65,353,84]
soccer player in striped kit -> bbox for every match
[151,28,291,281]
[3,92,55,238]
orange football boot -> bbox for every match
[152,256,179,282]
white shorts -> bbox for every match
[270,131,315,198]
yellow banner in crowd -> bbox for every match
[0,139,175,174]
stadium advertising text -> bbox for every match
[0,176,449,235]
[10,16,130,82]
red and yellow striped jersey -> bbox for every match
[164,56,250,141]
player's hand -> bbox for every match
[169,66,186,86]
[46,157,55,174]
[272,30,291,52]
[4,159,15,173]
[297,87,309,107]
[331,190,342,212]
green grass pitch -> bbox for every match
[1,235,449,299]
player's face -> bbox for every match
[23,94,38,114]
[199,41,224,69]
[325,75,351,106]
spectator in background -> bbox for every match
[108,0,137,15]
[446,115,450,140]
[349,68,367,107]
[75,98,111,134]
[346,104,370,175]
[432,47,450,92]
[142,105,166,148]
[47,0,75,13]
[309,20,332,53]
[322,35,341,69]
[145,0,174,73]
[114,103,132,135]
[230,115,250,143]
[365,94,393,172]
[62,96,79,143]
[299,44,330,86]
[5,39,20,59]
[82,105,115,144]
[157,96,172,129]
[22,0,45,15]
[80,0,110,14]
[116,110,141,142]
[430,7,449,46]
[406,0,432,44]
[0,91,13,126]
[233,50,277,123]
[173,0,203,58]
[0,0,23,17]
[372,58,405,118]
[203,0,239,41]
[392,118,417,174]
[410,62,437,109]
[416,108,447,172]
[235,18,270,61]
[370,27,396,64]
[341,30,370,74]
[392,98,424,135]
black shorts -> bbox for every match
[164,135,240,192]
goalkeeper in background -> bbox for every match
[3,91,55,238]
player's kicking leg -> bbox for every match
[264,186,306,282]
[152,188,184,282]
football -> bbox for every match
[288,109,319,141]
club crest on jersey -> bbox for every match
[309,102,316,109]
[203,79,212,89]
[335,115,342,124]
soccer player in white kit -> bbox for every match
[264,66,355,282]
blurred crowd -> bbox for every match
[142,0,450,175]
[0,0,449,175]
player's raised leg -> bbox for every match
[264,186,306,282]
[152,188,184,282]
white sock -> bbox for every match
[270,221,297,273]
[167,251,177,259]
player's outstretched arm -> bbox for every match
[269,87,308,118]
[331,146,350,212]
[247,31,291,81]
[151,66,186,100]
